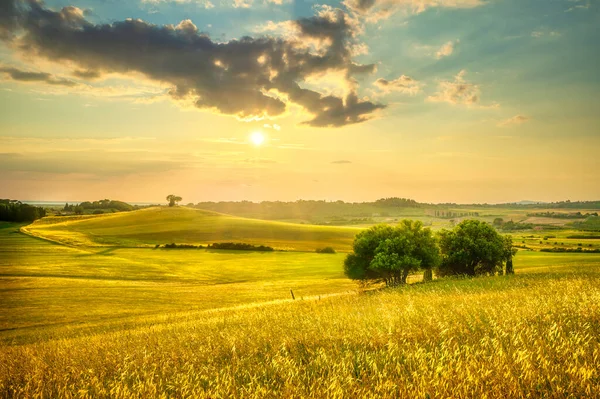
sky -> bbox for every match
[0,0,598,204]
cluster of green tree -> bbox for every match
[492,218,535,231]
[315,217,374,226]
[315,247,336,254]
[547,200,600,210]
[344,219,515,286]
[436,200,600,209]
[63,199,134,214]
[526,211,598,219]
[0,200,46,222]
[373,198,420,208]
[434,210,479,218]
[540,247,600,253]
[571,216,600,232]
[161,243,204,249]
[208,242,274,252]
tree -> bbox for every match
[504,235,517,274]
[436,220,511,277]
[166,195,182,207]
[344,220,439,286]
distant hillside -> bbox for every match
[23,207,359,251]
[191,198,600,222]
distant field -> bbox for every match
[3,219,600,345]
[23,207,359,251]
[3,207,600,397]
[1,229,599,396]
[0,222,357,344]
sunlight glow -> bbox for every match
[250,131,265,146]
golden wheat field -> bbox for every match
[1,269,599,398]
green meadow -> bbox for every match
[2,208,600,397]
[22,207,359,251]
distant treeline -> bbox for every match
[373,198,420,208]
[571,217,600,232]
[63,199,134,214]
[527,211,598,219]
[192,197,453,221]
[540,247,600,253]
[159,242,274,251]
[192,198,600,221]
[434,210,480,218]
[493,219,535,231]
[0,199,46,222]
[194,200,392,221]
[436,200,600,209]
[209,242,274,251]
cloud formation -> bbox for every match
[0,1,384,127]
[427,70,482,106]
[498,115,529,127]
[0,66,77,86]
[436,40,457,58]
[344,0,484,22]
[373,75,422,94]
[331,160,352,164]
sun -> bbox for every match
[250,131,265,146]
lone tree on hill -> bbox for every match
[436,219,515,277]
[166,195,182,207]
[344,220,440,287]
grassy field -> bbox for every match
[1,247,599,397]
[2,209,600,397]
[0,222,357,345]
[23,207,359,251]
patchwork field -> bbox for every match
[2,209,600,397]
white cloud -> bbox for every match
[373,75,423,95]
[428,70,478,105]
[344,0,484,22]
[436,40,458,58]
[498,115,529,127]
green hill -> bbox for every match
[22,207,359,251]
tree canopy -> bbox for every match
[166,195,182,207]
[437,219,515,277]
[0,200,46,222]
[344,220,439,286]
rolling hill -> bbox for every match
[22,206,360,251]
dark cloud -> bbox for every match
[0,66,78,86]
[331,160,352,164]
[72,69,101,79]
[0,0,384,127]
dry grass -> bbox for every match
[1,272,599,398]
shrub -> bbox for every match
[208,242,274,252]
[316,247,336,254]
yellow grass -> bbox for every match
[23,207,359,251]
[1,272,599,398]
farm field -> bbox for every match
[0,222,355,345]
[22,207,359,251]
[1,235,599,396]
[2,209,600,397]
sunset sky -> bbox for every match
[0,0,598,204]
